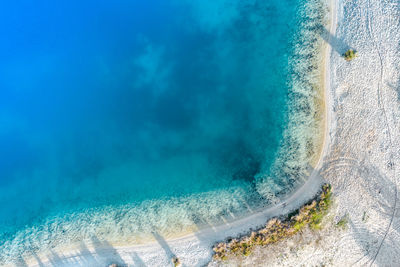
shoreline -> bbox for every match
[319,0,336,172]
[19,0,336,265]
[23,167,327,267]
[207,0,400,265]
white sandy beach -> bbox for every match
[210,0,400,265]
[18,0,400,266]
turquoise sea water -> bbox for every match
[0,0,326,263]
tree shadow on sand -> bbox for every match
[24,235,145,267]
[151,231,176,260]
[30,251,45,267]
[151,231,187,267]
[89,235,127,267]
[318,26,354,56]
[15,255,29,267]
[130,252,147,267]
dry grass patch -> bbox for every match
[212,184,332,261]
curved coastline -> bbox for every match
[210,0,400,264]
[15,0,337,266]
[1,2,327,264]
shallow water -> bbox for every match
[0,0,326,262]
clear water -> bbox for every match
[0,0,326,262]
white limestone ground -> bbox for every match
[209,0,400,265]
[15,0,400,266]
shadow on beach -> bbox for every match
[318,26,353,56]
[151,231,176,260]
[23,234,148,267]
[22,164,330,267]
[130,252,147,267]
[90,235,126,267]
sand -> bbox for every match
[212,0,400,265]
[18,0,400,265]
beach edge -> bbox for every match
[18,0,337,266]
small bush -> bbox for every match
[343,49,357,61]
[212,184,332,261]
[243,248,252,256]
[362,211,368,222]
[336,216,348,229]
[310,211,324,230]
[171,256,181,267]
[293,221,306,231]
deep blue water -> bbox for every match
[0,0,325,261]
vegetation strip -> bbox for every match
[343,49,357,61]
[212,184,332,260]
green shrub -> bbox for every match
[336,216,348,229]
[172,256,181,267]
[310,211,324,230]
[243,248,252,256]
[343,49,357,61]
[293,221,306,231]
[212,184,332,261]
[362,211,368,222]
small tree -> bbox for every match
[343,49,357,61]
[171,256,181,267]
